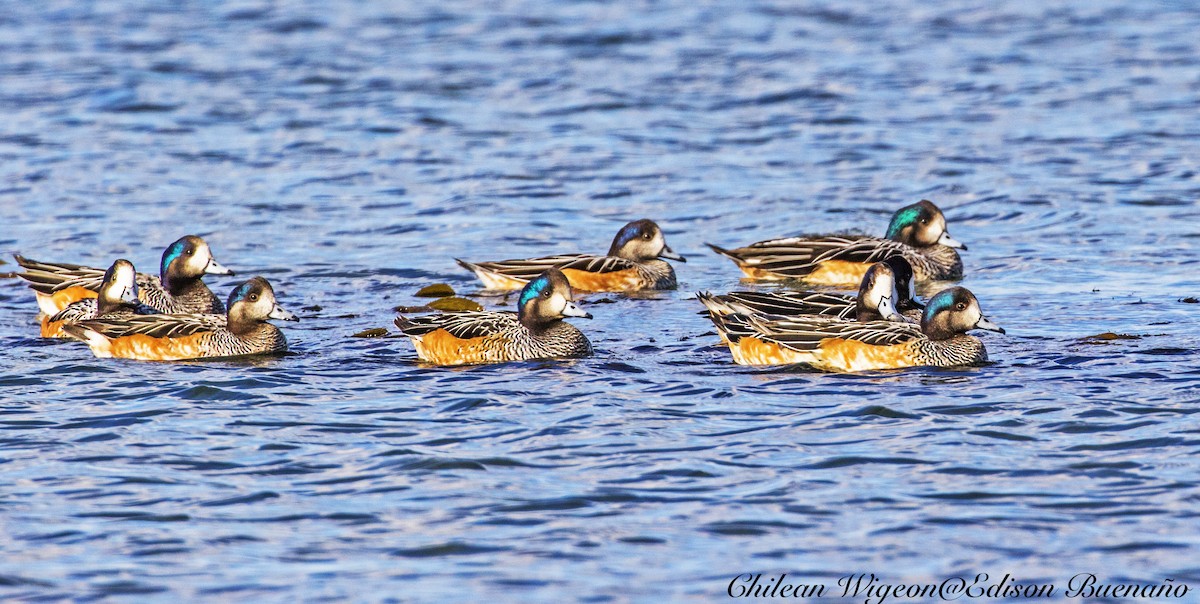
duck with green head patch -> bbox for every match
[698,256,924,325]
[706,200,965,286]
[40,259,160,338]
[63,276,297,361]
[395,268,593,365]
[15,234,234,316]
[709,286,1004,371]
[456,219,685,292]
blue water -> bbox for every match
[3,1,1200,601]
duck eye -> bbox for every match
[956,302,966,310]
[185,249,194,255]
[642,232,652,239]
[542,290,551,298]
[249,293,259,302]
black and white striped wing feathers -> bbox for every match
[394,312,518,340]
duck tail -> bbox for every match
[62,323,111,353]
[455,258,483,274]
[695,291,731,316]
[393,315,414,334]
[704,243,742,262]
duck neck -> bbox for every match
[519,312,559,335]
[162,272,203,297]
[920,315,958,341]
[855,305,880,322]
[226,313,264,337]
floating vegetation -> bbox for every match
[428,296,482,312]
[416,283,455,298]
[351,327,390,338]
[1081,332,1142,343]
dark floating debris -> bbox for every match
[416,283,455,298]
[394,304,431,313]
[428,296,483,312]
[1081,332,1142,342]
[302,305,323,312]
[1179,297,1199,304]
[352,328,390,338]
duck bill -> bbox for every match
[120,284,140,304]
[975,315,1005,334]
[269,304,299,321]
[658,245,686,262]
[937,231,967,250]
[562,301,593,319]
[877,295,905,322]
[205,257,235,276]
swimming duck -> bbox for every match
[706,200,965,286]
[456,219,685,292]
[709,287,1004,371]
[15,234,234,316]
[40,259,159,338]
[698,256,923,323]
[63,277,296,361]
[395,268,593,365]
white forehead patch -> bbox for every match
[549,292,568,315]
[188,243,212,273]
[114,263,137,286]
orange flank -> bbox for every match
[411,329,509,366]
[560,267,643,292]
[810,338,916,372]
[727,337,815,366]
[92,333,209,361]
[40,316,69,339]
[733,265,778,280]
[802,260,873,287]
[41,286,97,314]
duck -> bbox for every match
[698,256,923,323]
[15,234,234,316]
[40,259,159,338]
[63,277,297,361]
[395,268,593,365]
[708,286,1004,371]
[706,200,965,286]
[456,219,685,292]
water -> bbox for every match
[2,0,1200,601]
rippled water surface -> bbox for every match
[3,1,1200,601]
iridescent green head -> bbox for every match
[160,235,235,292]
[885,200,966,250]
[607,219,685,263]
[921,287,1004,340]
[517,268,592,330]
[226,276,297,335]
